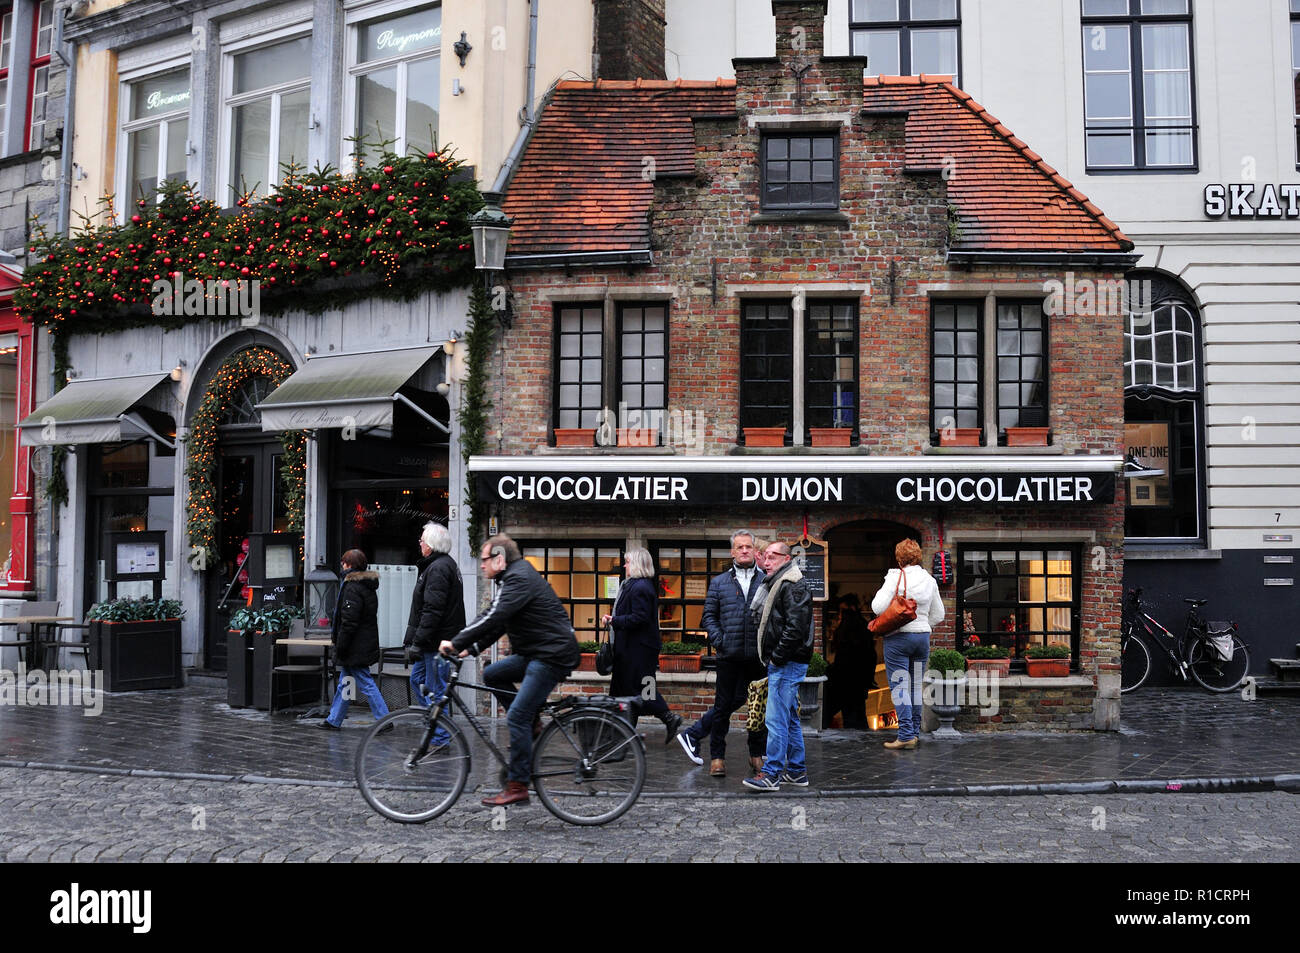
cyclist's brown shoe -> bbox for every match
[481,781,530,806]
[883,738,918,750]
[709,759,726,777]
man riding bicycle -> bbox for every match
[440,534,580,807]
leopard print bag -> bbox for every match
[745,677,768,732]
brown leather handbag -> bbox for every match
[868,570,918,636]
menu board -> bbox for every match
[116,540,161,576]
[1125,422,1172,507]
[265,544,296,581]
[789,536,828,602]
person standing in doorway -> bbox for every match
[676,530,769,778]
[403,522,466,743]
[825,593,874,729]
[319,549,389,729]
[871,538,945,750]
[601,546,683,741]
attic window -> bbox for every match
[761,134,839,211]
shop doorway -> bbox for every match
[823,519,922,730]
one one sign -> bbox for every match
[1125,422,1171,508]
[789,535,827,602]
[108,531,166,581]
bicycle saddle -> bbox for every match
[1183,598,1207,607]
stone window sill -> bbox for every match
[750,211,850,225]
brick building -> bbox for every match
[469,0,1137,729]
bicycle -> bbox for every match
[1120,587,1249,694]
[354,651,647,825]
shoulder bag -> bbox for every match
[868,570,917,636]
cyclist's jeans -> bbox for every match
[410,653,451,744]
[483,654,571,784]
[326,666,389,727]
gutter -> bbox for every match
[504,249,653,269]
[946,250,1142,268]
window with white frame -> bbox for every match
[224,33,312,202]
[120,69,191,209]
[27,0,51,150]
[347,2,441,167]
[0,6,12,155]
[850,0,961,86]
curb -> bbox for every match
[3,759,1297,798]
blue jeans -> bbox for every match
[883,630,930,741]
[326,665,390,727]
[410,652,451,744]
[761,661,807,778]
[483,654,571,784]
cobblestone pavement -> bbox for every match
[1,684,1297,794]
[1,768,1295,862]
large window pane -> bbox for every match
[230,99,271,195]
[356,65,398,157]
[910,28,957,76]
[358,5,442,63]
[130,71,191,122]
[405,56,440,155]
[233,37,311,94]
[165,118,189,183]
[126,126,160,204]
[856,30,900,75]
[277,88,311,179]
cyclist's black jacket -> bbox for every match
[451,557,580,670]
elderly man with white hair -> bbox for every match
[404,522,466,735]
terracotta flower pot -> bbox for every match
[553,428,595,447]
[658,654,702,673]
[1025,657,1071,677]
[1006,426,1050,447]
[744,426,787,447]
[616,427,659,447]
[577,653,598,672]
[963,657,1010,677]
[939,428,982,447]
[808,427,852,447]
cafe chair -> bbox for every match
[376,645,414,710]
[270,619,331,712]
[0,601,60,668]
[53,622,93,671]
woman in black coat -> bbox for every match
[601,547,683,742]
[319,549,390,730]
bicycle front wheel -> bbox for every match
[355,708,470,823]
[532,709,645,826]
[1120,627,1151,694]
[1188,635,1249,693]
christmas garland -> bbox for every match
[186,347,306,566]
[456,283,496,547]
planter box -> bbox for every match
[1006,427,1050,447]
[89,619,183,692]
[553,428,595,447]
[226,630,253,707]
[1025,657,1071,677]
[799,675,827,737]
[743,426,786,447]
[616,427,659,447]
[963,657,1011,677]
[808,428,852,448]
[658,654,702,673]
[939,428,982,447]
[577,653,598,672]
[252,631,275,710]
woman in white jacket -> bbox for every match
[871,538,945,749]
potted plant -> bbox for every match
[962,644,1010,677]
[1025,643,1071,677]
[808,427,852,448]
[616,427,659,447]
[924,647,968,738]
[577,640,600,672]
[553,428,596,447]
[939,428,982,447]
[743,426,786,447]
[799,652,829,736]
[1005,427,1050,446]
[658,640,703,673]
[226,606,257,708]
[250,605,306,711]
[85,596,186,692]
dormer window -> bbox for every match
[761,133,839,211]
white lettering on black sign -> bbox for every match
[894,475,1093,504]
[376,25,441,53]
[146,89,190,112]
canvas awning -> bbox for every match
[19,373,171,446]
[256,346,447,432]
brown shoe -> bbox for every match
[749,757,765,776]
[481,781,530,806]
[709,759,726,777]
[883,738,918,750]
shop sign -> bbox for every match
[477,469,1116,506]
[1124,422,1171,507]
[1203,183,1300,219]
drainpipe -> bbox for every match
[54,7,77,238]
[490,0,539,193]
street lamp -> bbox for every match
[470,192,513,329]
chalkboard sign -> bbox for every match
[789,535,827,602]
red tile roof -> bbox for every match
[502,75,1131,259]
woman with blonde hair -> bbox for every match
[601,546,684,742]
[871,538,945,749]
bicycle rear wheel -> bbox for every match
[1120,627,1151,694]
[355,708,469,823]
[1188,635,1249,693]
[531,709,645,826]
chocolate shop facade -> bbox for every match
[468,1,1137,728]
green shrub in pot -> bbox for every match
[1025,644,1070,659]
[927,648,968,678]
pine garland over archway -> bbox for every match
[187,347,306,566]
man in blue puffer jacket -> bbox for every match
[675,530,769,777]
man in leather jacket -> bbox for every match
[743,540,813,791]
[442,534,580,807]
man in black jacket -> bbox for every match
[743,541,813,792]
[441,534,579,807]
[675,530,768,777]
[404,522,466,741]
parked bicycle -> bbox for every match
[1120,587,1249,694]
[354,651,647,825]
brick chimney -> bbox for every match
[771,0,826,60]
[733,1,863,117]
[593,0,667,81]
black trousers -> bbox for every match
[688,657,767,759]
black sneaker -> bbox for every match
[316,720,340,731]
[676,731,703,765]
[662,713,684,745]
